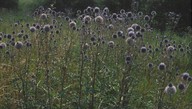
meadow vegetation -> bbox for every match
[0,0,192,109]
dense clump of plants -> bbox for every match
[0,5,192,109]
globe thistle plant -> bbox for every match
[164,83,177,96]
[158,62,166,70]
[69,21,77,28]
[15,41,23,49]
[40,13,48,20]
[43,24,51,32]
[30,26,36,32]
[94,16,104,24]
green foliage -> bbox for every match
[0,6,192,108]
[0,0,19,9]
[139,0,191,31]
[18,0,48,12]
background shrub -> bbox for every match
[0,0,191,32]
[0,0,19,9]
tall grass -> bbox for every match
[0,5,192,109]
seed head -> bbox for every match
[95,16,104,24]
[148,63,153,68]
[94,7,100,13]
[131,23,139,30]
[138,11,143,17]
[151,11,157,16]
[127,27,134,32]
[188,76,192,82]
[82,43,89,50]
[140,46,147,53]
[43,24,50,32]
[108,24,114,30]
[128,31,135,37]
[69,21,76,28]
[125,37,134,45]
[158,62,166,70]
[144,15,150,21]
[167,45,175,53]
[40,13,47,19]
[15,41,23,49]
[182,72,189,81]
[30,26,36,32]
[108,41,115,48]
[112,34,117,39]
[177,83,185,91]
[164,83,177,95]
[117,31,123,37]
[83,15,92,23]
[127,12,132,18]
[103,7,109,13]
[0,42,6,49]
[112,13,117,19]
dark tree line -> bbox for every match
[0,0,18,9]
[0,0,191,31]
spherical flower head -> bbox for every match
[0,42,6,49]
[112,34,117,39]
[117,31,123,37]
[15,41,23,49]
[182,72,189,80]
[125,55,131,62]
[86,6,92,13]
[112,13,117,19]
[151,11,157,16]
[17,32,23,38]
[120,9,125,14]
[43,24,50,32]
[148,63,153,68]
[103,7,109,13]
[188,76,192,82]
[167,45,175,53]
[164,83,177,95]
[108,41,115,48]
[69,21,76,28]
[127,12,132,18]
[136,31,142,37]
[140,46,147,53]
[95,16,104,24]
[125,55,132,64]
[138,11,143,17]
[77,10,81,14]
[26,42,32,47]
[128,31,135,37]
[30,26,36,32]
[94,7,100,13]
[144,15,150,21]
[40,13,47,19]
[125,37,134,45]
[83,43,89,50]
[7,34,12,39]
[135,25,141,31]
[158,62,166,70]
[108,24,114,30]
[83,15,92,23]
[127,27,134,33]
[177,83,185,91]
[14,23,18,27]
[131,23,139,30]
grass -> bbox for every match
[0,5,192,109]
